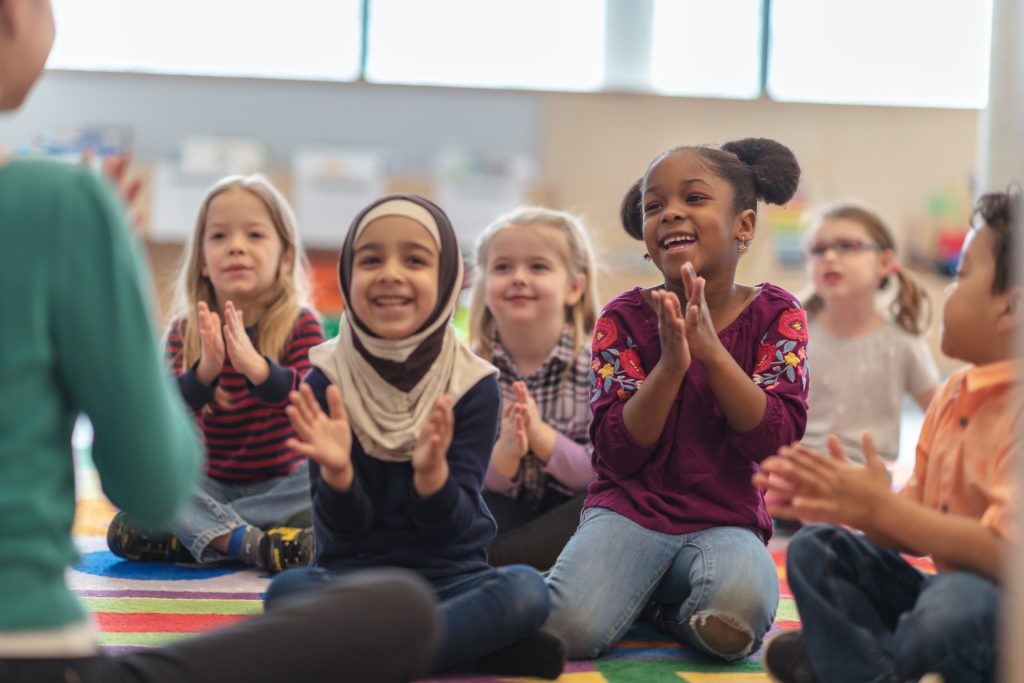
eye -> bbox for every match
[407,255,428,267]
[531,262,551,272]
[685,194,707,203]
[207,231,225,241]
[643,201,663,214]
[249,230,266,240]
[356,255,380,267]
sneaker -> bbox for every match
[763,630,819,683]
[106,511,193,562]
[260,527,314,573]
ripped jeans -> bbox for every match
[542,506,778,660]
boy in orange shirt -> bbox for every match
[755,188,1020,683]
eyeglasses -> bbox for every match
[805,239,884,259]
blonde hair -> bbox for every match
[803,203,929,335]
[168,174,312,373]
[468,207,599,362]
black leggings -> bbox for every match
[484,491,585,571]
[0,570,438,683]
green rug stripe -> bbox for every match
[776,597,798,621]
[82,597,262,615]
[595,657,763,683]
[98,632,194,647]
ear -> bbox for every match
[564,272,586,308]
[877,248,896,279]
[734,208,757,244]
[995,286,1024,334]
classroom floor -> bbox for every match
[67,404,929,682]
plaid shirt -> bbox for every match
[489,326,594,509]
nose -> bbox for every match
[660,199,687,223]
[377,256,403,282]
[511,265,527,284]
[227,233,247,253]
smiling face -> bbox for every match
[641,150,754,287]
[941,227,1009,364]
[483,223,583,334]
[349,215,440,339]
[201,187,288,313]
[805,217,891,305]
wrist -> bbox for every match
[320,463,353,492]
[414,464,449,498]
[247,357,271,385]
[195,362,219,386]
[530,423,557,462]
[492,449,521,478]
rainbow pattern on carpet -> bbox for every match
[70,448,933,682]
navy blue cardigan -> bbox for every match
[305,368,500,582]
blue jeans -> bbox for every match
[787,525,999,683]
[167,462,311,562]
[265,563,550,674]
[542,506,779,660]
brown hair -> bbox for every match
[803,204,929,335]
[468,207,599,363]
[972,187,1019,293]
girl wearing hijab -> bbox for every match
[264,195,566,679]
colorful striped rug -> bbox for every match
[70,448,932,682]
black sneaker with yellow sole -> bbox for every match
[106,511,194,563]
[260,527,315,573]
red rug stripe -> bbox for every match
[94,612,252,633]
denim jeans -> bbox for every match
[167,461,311,562]
[265,563,550,674]
[787,525,1000,683]
[542,506,779,660]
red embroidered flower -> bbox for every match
[616,389,634,400]
[753,343,775,374]
[619,349,646,380]
[593,318,619,351]
[777,308,808,342]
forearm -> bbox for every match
[867,494,1008,584]
[529,422,558,463]
[622,362,685,445]
[702,348,766,433]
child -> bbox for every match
[468,207,599,570]
[107,174,323,573]
[801,203,939,463]
[0,2,437,681]
[541,137,810,661]
[264,194,566,679]
[756,188,1020,683]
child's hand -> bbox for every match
[195,301,225,385]
[491,401,529,478]
[286,384,354,492]
[651,287,690,377]
[514,381,558,460]
[759,433,893,529]
[681,263,725,364]
[222,301,270,385]
[412,395,455,498]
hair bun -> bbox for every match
[619,178,644,240]
[721,138,801,206]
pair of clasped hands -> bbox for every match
[194,301,271,387]
[651,261,727,377]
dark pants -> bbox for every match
[0,570,438,683]
[266,563,550,674]
[788,525,999,683]
[484,491,585,570]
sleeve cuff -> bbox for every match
[411,474,459,523]
[178,363,216,410]
[250,357,295,404]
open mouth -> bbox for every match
[372,296,413,308]
[823,272,842,285]
[660,234,697,252]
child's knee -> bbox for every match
[499,565,551,629]
[689,613,755,660]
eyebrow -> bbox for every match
[355,241,436,255]
[644,178,713,195]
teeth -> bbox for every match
[374,297,409,305]
[662,235,696,248]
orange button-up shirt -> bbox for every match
[901,360,1020,558]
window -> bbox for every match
[768,0,992,108]
[47,0,363,81]
[649,0,762,99]
[365,0,606,91]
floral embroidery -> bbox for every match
[753,304,809,392]
[593,317,618,351]
[777,308,808,342]
[590,323,645,403]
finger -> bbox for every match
[681,263,694,302]
[290,385,317,426]
[286,438,323,461]
[284,406,312,440]
[825,434,850,464]
[513,381,528,405]
[325,384,348,424]
[861,431,886,474]
[792,497,841,524]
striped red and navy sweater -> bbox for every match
[166,308,323,482]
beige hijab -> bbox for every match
[309,195,496,462]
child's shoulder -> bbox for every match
[600,287,649,319]
[756,282,805,312]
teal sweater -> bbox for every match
[0,160,201,632]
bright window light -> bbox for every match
[47,0,363,81]
[650,0,762,99]
[768,0,992,108]
[365,0,606,91]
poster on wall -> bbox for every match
[292,147,387,249]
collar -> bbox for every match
[492,325,575,378]
[964,359,1023,393]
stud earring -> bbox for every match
[643,253,652,262]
